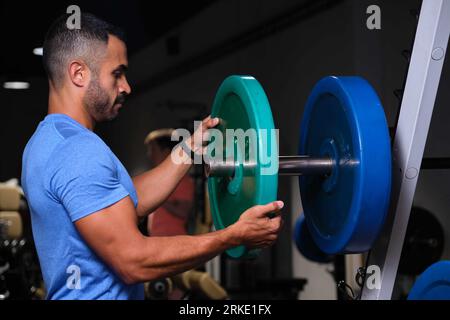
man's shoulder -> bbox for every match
[42,128,113,176]
[44,131,117,186]
[28,116,105,154]
[53,131,106,157]
[41,114,105,149]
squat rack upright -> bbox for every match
[361,0,450,300]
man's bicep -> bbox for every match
[74,196,143,278]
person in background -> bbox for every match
[143,129,196,299]
[144,129,194,238]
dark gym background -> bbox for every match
[1,0,449,299]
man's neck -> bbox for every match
[48,86,95,131]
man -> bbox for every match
[21,13,283,300]
[144,129,194,237]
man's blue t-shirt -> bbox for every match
[21,113,144,300]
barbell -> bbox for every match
[205,75,392,259]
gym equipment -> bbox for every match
[206,75,278,258]
[398,207,444,276]
[172,270,228,300]
[207,75,391,258]
[293,215,334,263]
[0,212,23,240]
[0,186,21,211]
[408,261,450,300]
[0,185,24,241]
[299,76,391,254]
[145,278,173,300]
[360,0,450,300]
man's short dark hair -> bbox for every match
[43,12,125,86]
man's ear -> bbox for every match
[68,60,89,87]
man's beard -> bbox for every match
[83,76,126,122]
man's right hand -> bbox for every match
[228,201,284,249]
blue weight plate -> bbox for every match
[408,261,450,300]
[298,76,391,254]
[293,214,334,263]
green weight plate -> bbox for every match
[207,75,278,258]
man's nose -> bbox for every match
[120,77,131,96]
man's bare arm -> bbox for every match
[75,196,283,284]
[132,116,218,218]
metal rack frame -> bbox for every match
[361,0,450,300]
